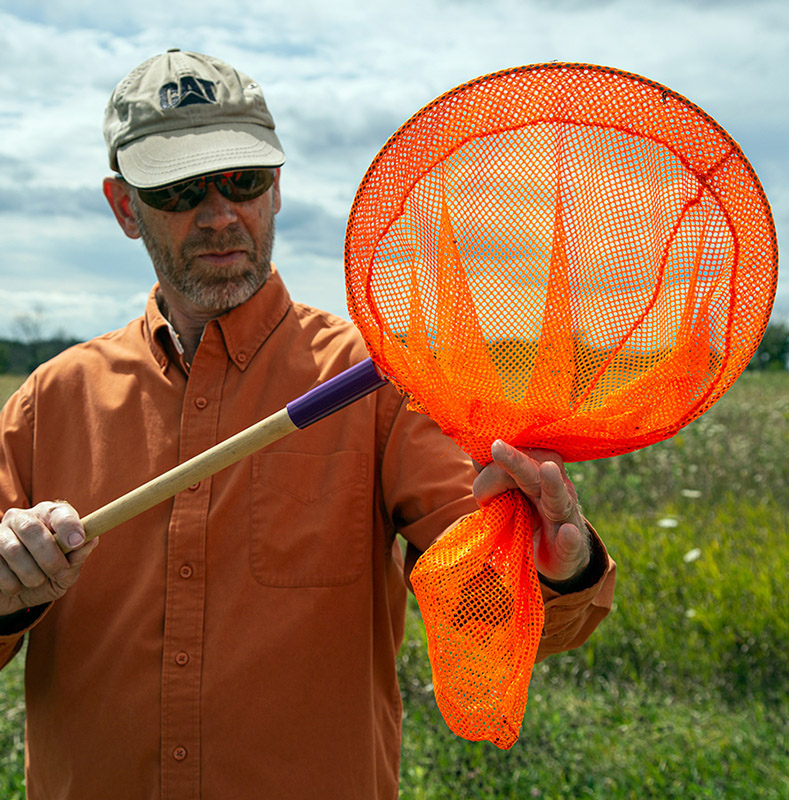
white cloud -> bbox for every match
[0,0,786,344]
[0,209,347,339]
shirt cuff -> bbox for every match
[538,518,608,595]
[536,524,616,661]
[0,604,51,638]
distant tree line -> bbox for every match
[0,308,82,375]
[747,320,789,371]
[0,337,82,375]
[0,321,785,376]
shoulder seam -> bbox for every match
[18,382,35,434]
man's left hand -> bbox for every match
[472,441,591,585]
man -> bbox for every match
[0,50,615,799]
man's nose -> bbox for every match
[194,183,239,229]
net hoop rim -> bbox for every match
[343,62,779,460]
[346,61,775,239]
[345,62,777,305]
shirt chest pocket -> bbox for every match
[249,450,371,587]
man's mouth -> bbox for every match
[195,249,248,266]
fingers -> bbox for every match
[473,440,575,515]
[472,441,539,505]
[0,502,87,600]
[1,509,63,590]
[63,537,100,571]
[537,461,577,523]
[472,461,517,506]
[45,502,86,550]
[535,520,585,570]
[471,441,592,584]
[493,440,544,495]
[0,549,27,597]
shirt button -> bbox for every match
[194,396,208,409]
[175,651,190,666]
[179,564,193,579]
[237,351,247,363]
[188,482,200,491]
[173,746,188,761]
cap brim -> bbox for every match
[117,122,285,188]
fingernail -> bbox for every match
[68,532,84,548]
[492,439,513,459]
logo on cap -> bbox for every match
[159,76,218,109]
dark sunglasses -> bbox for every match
[134,169,276,212]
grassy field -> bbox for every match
[399,370,788,799]
[0,371,787,798]
[0,375,25,406]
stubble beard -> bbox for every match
[131,194,275,314]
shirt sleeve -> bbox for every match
[379,397,616,658]
[0,384,35,514]
[379,397,479,553]
[0,605,51,669]
[0,382,48,669]
[536,524,616,661]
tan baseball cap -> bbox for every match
[103,49,285,189]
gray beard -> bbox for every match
[132,194,275,313]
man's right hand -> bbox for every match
[0,502,98,616]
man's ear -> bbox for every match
[103,177,141,239]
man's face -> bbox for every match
[129,170,281,316]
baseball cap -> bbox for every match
[103,49,285,189]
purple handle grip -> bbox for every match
[286,358,389,429]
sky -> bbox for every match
[0,0,786,342]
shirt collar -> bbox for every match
[144,264,293,372]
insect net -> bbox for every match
[344,63,778,748]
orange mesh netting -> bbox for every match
[344,63,778,748]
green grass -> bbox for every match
[400,679,788,799]
[398,370,789,799]
[398,498,789,799]
[0,645,25,799]
[0,375,25,407]
[0,371,787,797]
[0,372,28,797]
[0,377,28,797]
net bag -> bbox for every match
[344,63,778,748]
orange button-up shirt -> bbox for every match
[0,268,615,799]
